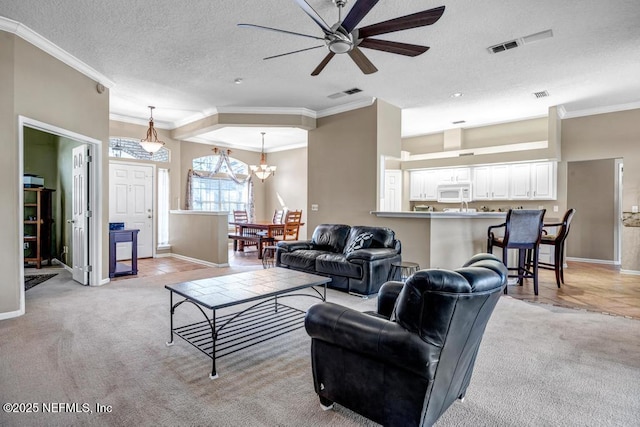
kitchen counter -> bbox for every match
[370,210,507,270]
[371,210,507,219]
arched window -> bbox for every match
[108,137,170,162]
[189,154,252,218]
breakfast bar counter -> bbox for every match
[370,211,508,270]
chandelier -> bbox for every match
[250,132,276,182]
[139,106,165,154]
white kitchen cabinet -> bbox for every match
[531,161,556,199]
[410,170,440,201]
[508,161,556,200]
[509,163,532,199]
[473,165,509,200]
[439,167,471,183]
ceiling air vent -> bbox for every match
[488,29,553,54]
[343,87,363,95]
[452,120,466,125]
[488,39,520,54]
[533,90,549,98]
[328,87,363,99]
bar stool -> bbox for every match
[388,261,420,282]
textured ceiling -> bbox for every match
[1,0,640,152]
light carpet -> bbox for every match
[1,267,639,426]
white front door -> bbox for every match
[71,145,90,285]
[109,163,154,259]
[384,170,402,211]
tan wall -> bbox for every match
[264,147,308,238]
[1,33,110,316]
[307,103,379,230]
[168,212,228,265]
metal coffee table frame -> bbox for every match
[165,268,330,379]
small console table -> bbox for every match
[109,229,139,278]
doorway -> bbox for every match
[566,158,620,264]
[19,116,103,287]
[109,161,155,259]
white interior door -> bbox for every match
[384,170,402,211]
[109,163,154,259]
[72,145,89,284]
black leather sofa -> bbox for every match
[304,253,508,427]
[275,224,401,296]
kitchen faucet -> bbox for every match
[461,200,469,212]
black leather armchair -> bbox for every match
[304,253,508,427]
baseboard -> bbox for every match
[620,269,640,276]
[566,257,620,266]
[52,258,73,273]
[169,253,229,268]
[0,308,25,320]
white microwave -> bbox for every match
[436,182,473,203]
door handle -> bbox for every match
[67,219,76,224]
[147,215,153,219]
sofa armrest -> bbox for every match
[305,302,440,378]
[377,281,404,318]
[345,247,399,262]
[276,240,313,252]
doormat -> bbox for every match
[24,273,57,291]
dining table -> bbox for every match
[229,221,304,258]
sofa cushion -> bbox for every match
[316,253,362,279]
[346,226,395,250]
[345,232,374,253]
[311,224,351,253]
[280,250,328,271]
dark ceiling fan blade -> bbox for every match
[294,0,333,35]
[347,47,378,74]
[357,5,445,38]
[311,52,336,76]
[238,23,324,40]
[264,45,325,60]
[358,38,429,56]
[342,0,380,33]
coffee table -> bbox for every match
[165,267,331,379]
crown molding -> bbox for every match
[216,106,317,118]
[0,16,115,88]
[560,101,640,119]
[184,136,306,153]
[109,113,172,130]
[316,97,376,118]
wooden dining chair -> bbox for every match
[272,209,285,224]
[537,208,576,288]
[285,209,302,224]
[231,210,257,250]
[487,209,546,295]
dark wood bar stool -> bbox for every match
[487,209,546,295]
[537,208,576,288]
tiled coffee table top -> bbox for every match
[166,267,330,309]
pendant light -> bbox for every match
[249,132,276,182]
[139,106,165,154]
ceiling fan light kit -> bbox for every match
[239,0,445,76]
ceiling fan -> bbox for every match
[238,0,445,76]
